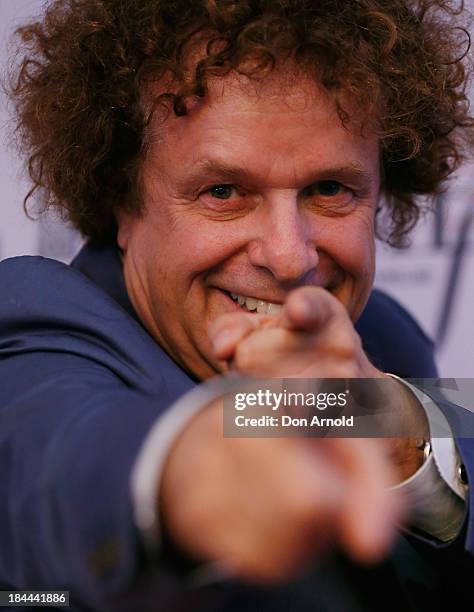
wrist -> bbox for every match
[383,373,431,483]
[387,437,426,483]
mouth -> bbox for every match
[222,290,283,315]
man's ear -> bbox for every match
[116,210,134,252]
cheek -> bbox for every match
[321,214,375,278]
[163,216,245,277]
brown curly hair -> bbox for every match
[8,0,474,245]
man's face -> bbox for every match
[118,71,381,380]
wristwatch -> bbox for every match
[415,438,432,463]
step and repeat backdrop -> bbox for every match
[1,0,472,376]
[375,181,474,377]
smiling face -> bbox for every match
[117,70,381,380]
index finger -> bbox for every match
[280,287,344,332]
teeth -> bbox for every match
[228,292,281,315]
[267,303,282,315]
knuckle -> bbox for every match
[334,339,358,362]
[233,340,257,372]
[316,334,349,358]
[318,326,362,363]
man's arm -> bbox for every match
[0,256,196,609]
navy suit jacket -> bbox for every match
[0,243,472,610]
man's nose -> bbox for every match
[246,196,319,283]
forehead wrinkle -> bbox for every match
[181,155,377,191]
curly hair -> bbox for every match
[8,0,474,245]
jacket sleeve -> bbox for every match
[356,291,474,555]
[407,379,474,553]
[0,256,195,610]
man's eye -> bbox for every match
[207,185,235,199]
[314,181,345,196]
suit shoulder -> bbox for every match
[356,289,437,377]
[0,255,127,321]
[0,256,194,410]
[0,255,164,389]
[365,288,435,347]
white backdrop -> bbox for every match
[0,0,472,376]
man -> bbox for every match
[1,0,473,610]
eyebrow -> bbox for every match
[180,158,375,191]
[180,159,256,187]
